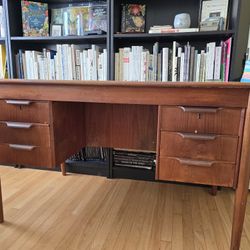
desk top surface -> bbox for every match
[0,79,250,89]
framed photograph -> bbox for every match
[199,0,229,30]
[51,24,62,36]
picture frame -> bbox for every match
[199,0,229,30]
[51,24,62,37]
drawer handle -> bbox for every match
[177,133,217,141]
[179,106,220,113]
[174,157,214,167]
[9,144,36,151]
[5,122,33,129]
[5,100,32,106]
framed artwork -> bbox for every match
[51,24,62,36]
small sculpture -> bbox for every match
[174,13,191,29]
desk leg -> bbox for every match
[230,98,250,250]
[0,178,3,223]
[60,163,66,176]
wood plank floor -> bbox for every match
[0,166,250,250]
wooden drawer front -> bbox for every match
[0,122,50,146]
[160,132,238,162]
[160,106,243,135]
[159,157,235,187]
[0,100,50,124]
[0,144,52,168]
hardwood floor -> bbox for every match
[0,166,250,250]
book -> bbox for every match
[0,6,5,37]
[0,45,7,79]
[241,60,250,83]
[121,4,146,33]
[89,4,107,32]
[200,0,229,30]
[224,37,232,81]
[21,1,49,37]
[149,27,199,34]
[63,6,90,36]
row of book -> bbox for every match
[115,38,232,82]
[69,147,109,161]
[113,149,156,170]
[15,45,108,81]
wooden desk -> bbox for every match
[0,80,250,250]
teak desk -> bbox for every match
[0,80,250,250]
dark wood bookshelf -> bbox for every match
[1,0,250,179]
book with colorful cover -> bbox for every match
[241,60,250,83]
[121,4,146,33]
[89,4,107,32]
[63,6,90,36]
[21,1,49,36]
[224,37,232,81]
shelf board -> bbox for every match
[11,35,107,44]
[114,30,235,41]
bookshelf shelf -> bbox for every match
[11,35,107,44]
[113,30,235,41]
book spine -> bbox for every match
[225,37,232,82]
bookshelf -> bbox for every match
[1,0,250,179]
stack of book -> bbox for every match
[115,38,232,82]
[149,26,199,34]
[16,44,108,81]
[113,149,156,170]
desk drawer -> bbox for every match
[160,106,243,135]
[0,100,50,124]
[0,144,52,168]
[160,132,238,162]
[0,122,50,146]
[159,157,235,187]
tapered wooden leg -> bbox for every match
[0,178,3,223]
[230,94,250,250]
[60,163,66,176]
[209,186,218,196]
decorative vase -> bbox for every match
[174,13,191,29]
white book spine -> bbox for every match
[115,52,119,81]
[180,52,185,82]
[84,50,89,80]
[103,49,107,81]
[123,48,130,81]
[214,46,222,80]
[172,41,177,81]
[162,48,169,82]
[206,42,216,81]
[80,52,84,80]
[196,54,201,82]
